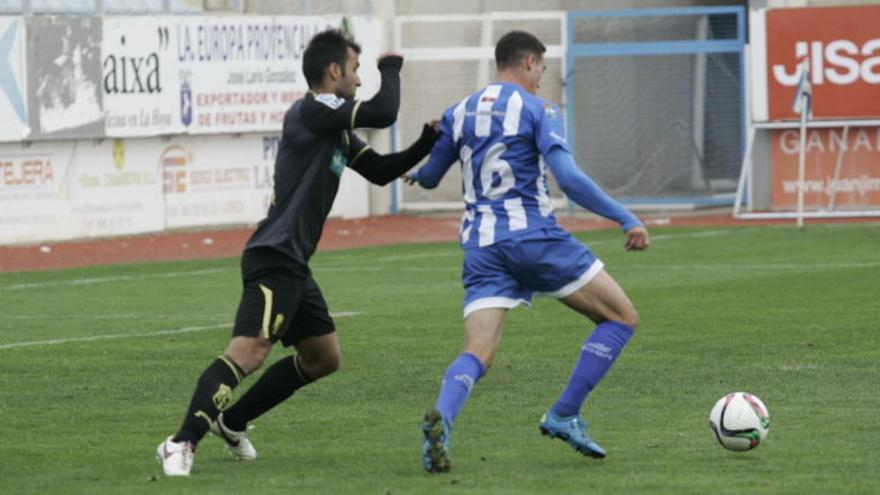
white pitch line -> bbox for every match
[0,323,228,350]
[374,252,460,262]
[625,261,880,271]
[330,311,363,318]
[0,268,232,291]
[318,266,454,273]
[0,311,364,350]
[315,260,880,274]
[1,313,234,320]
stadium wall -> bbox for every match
[0,14,383,245]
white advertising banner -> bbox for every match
[174,16,343,134]
[162,132,370,229]
[0,141,76,244]
[68,139,165,237]
[8,15,385,141]
[162,134,276,228]
[102,17,184,137]
[0,17,30,142]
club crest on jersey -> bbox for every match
[543,103,557,119]
[330,148,347,177]
[315,93,345,109]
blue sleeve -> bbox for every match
[534,102,570,157]
[545,147,642,232]
[414,112,458,189]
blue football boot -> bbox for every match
[539,410,607,458]
[422,409,451,473]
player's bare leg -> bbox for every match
[559,270,639,328]
[224,336,273,375]
[461,308,506,369]
[424,308,506,473]
[293,332,341,380]
[540,269,639,458]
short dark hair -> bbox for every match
[303,29,361,89]
[495,30,546,70]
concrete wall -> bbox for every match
[246,0,747,16]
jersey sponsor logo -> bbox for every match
[315,93,345,109]
[330,148,347,177]
[466,110,507,117]
[480,95,497,103]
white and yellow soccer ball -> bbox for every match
[709,392,770,451]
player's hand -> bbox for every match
[624,225,650,251]
[428,119,441,131]
[378,51,404,64]
[401,171,418,185]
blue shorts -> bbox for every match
[461,226,604,318]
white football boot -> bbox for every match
[155,436,195,476]
[209,412,257,460]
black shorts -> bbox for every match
[232,268,335,347]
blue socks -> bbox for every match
[435,352,485,427]
[552,321,634,418]
[434,323,632,426]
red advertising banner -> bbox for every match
[767,5,880,120]
[770,127,880,209]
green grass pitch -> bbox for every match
[1,224,878,494]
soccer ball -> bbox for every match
[709,392,770,451]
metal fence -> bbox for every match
[392,7,747,212]
[566,6,746,208]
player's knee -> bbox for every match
[226,337,272,375]
[619,307,639,331]
[319,351,341,376]
[301,349,341,379]
[243,347,271,374]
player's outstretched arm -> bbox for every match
[402,122,457,189]
[348,123,439,186]
[301,53,403,135]
[545,147,650,251]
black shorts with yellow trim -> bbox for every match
[232,268,335,346]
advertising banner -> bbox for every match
[0,17,29,142]
[102,17,183,137]
[10,15,384,140]
[26,16,104,139]
[0,141,76,244]
[767,5,880,120]
[173,16,342,134]
[162,134,276,228]
[68,139,165,237]
[770,127,880,209]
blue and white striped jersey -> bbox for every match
[416,82,569,248]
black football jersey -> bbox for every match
[242,92,369,276]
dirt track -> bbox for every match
[0,213,873,273]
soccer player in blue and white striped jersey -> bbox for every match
[406,30,650,473]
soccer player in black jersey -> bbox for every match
[156,29,439,476]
